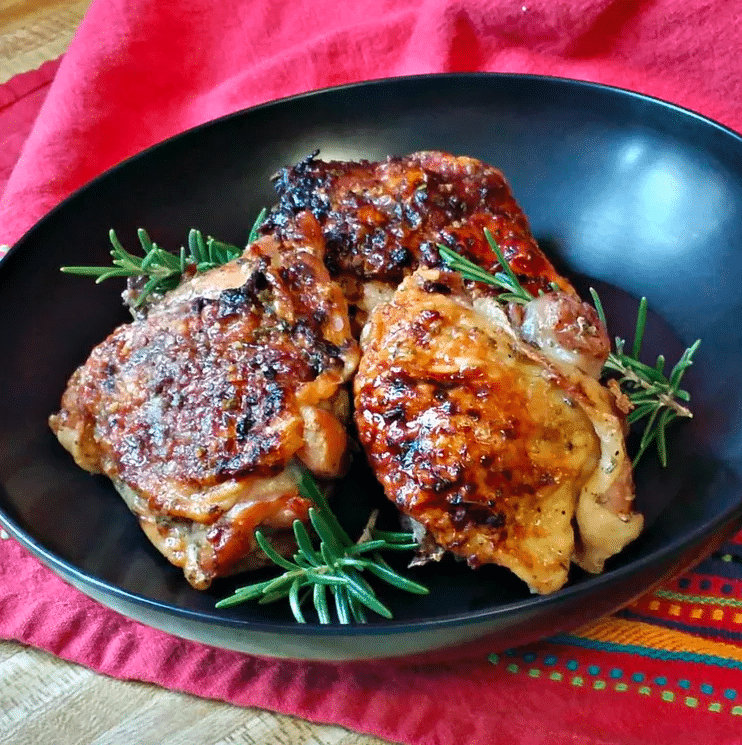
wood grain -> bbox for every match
[0,640,397,744]
[0,0,93,82]
[0,4,396,743]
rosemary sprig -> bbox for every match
[437,228,534,304]
[60,209,268,307]
[590,289,700,467]
[439,230,699,467]
[216,471,427,624]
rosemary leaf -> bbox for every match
[289,579,306,623]
[483,228,533,303]
[214,580,274,608]
[632,296,648,359]
[589,287,607,326]
[261,569,304,595]
[299,471,354,547]
[332,585,352,624]
[345,540,390,555]
[303,571,348,586]
[639,406,662,452]
[254,530,299,571]
[248,207,268,244]
[362,555,430,594]
[320,541,340,569]
[343,570,393,619]
[371,529,419,543]
[293,520,322,566]
[259,589,293,605]
[59,266,125,277]
[313,582,331,624]
[293,553,313,569]
[348,596,368,624]
[309,507,346,557]
[625,403,659,425]
[655,408,673,467]
[437,233,533,305]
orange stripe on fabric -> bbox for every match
[573,617,742,663]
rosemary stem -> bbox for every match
[608,353,693,418]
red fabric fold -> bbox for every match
[2,2,742,743]
[2,0,741,246]
[0,58,60,202]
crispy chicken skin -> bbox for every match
[49,214,359,589]
[354,268,642,593]
[264,151,573,328]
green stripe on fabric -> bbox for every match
[654,589,742,608]
[550,635,742,671]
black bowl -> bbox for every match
[2,73,742,661]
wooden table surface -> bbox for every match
[0,4,393,744]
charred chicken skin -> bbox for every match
[354,268,642,593]
[263,151,573,329]
[49,214,359,589]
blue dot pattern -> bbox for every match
[486,646,742,713]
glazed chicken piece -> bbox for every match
[354,268,642,593]
[50,215,359,589]
[264,150,573,328]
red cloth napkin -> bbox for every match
[3,2,742,744]
[2,0,741,245]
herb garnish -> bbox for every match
[590,290,700,467]
[437,229,535,304]
[216,472,427,624]
[438,231,699,467]
[60,208,267,307]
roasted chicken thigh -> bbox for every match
[354,268,642,593]
[50,215,359,589]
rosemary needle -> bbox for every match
[216,472,428,624]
